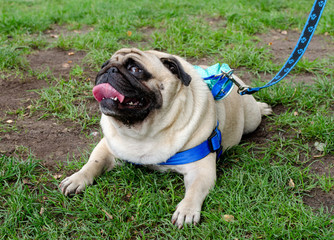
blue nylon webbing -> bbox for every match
[240,0,327,95]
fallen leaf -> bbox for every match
[40,207,45,215]
[62,63,70,68]
[314,142,326,152]
[22,178,30,185]
[68,60,72,64]
[313,154,324,158]
[281,30,288,35]
[268,42,273,46]
[50,34,59,38]
[289,178,295,188]
[90,131,99,137]
[102,209,113,220]
[53,174,62,180]
[68,52,75,56]
[293,111,298,116]
[74,30,81,34]
[127,216,135,222]
[223,214,235,222]
[127,31,132,37]
[325,32,329,36]
[27,105,32,109]
[6,120,13,124]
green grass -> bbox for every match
[29,67,100,130]
[1,0,333,239]
[1,151,333,239]
[1,0,333,70]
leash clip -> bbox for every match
[219,69,250,94]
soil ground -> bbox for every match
[0,29,333,214]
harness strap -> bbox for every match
[240,0,327,95]
[159,123,222,165]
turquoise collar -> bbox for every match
[194,63,235,100]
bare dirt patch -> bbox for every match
[43,24,94,43]
[0,73,47,113]
[303,188,334,215]
[27,48,89,78]
[258,30,334,63]
[308,155,334,177]
[0,48,100,170]
[1,116,97,171]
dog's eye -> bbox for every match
[129,65,143,73]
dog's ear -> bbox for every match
[161,57,191,86]
[101,60,110,69]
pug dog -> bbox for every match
[59,48,272,228]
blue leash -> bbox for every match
[239,0,327,95]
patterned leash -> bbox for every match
[239,0,327,95]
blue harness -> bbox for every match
[159,123,222,165]
[159,65,229,166]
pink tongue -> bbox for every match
[92,83,125,103]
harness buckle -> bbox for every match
[208,128,221,153]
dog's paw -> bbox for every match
[59,171,93,196]
[258,102,273,116]
[171,199,201,228]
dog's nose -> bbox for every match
[107,67,119,74]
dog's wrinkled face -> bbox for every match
[94,56,157,125]
[93,48,191,125]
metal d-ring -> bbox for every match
[218,69,250,94]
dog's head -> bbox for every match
[93,48,192,125]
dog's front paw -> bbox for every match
[59,171,93,196]
[172,199,201,228]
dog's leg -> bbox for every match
[171,155,216,228]
[59,137,115,196]
[242,95,272,135]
